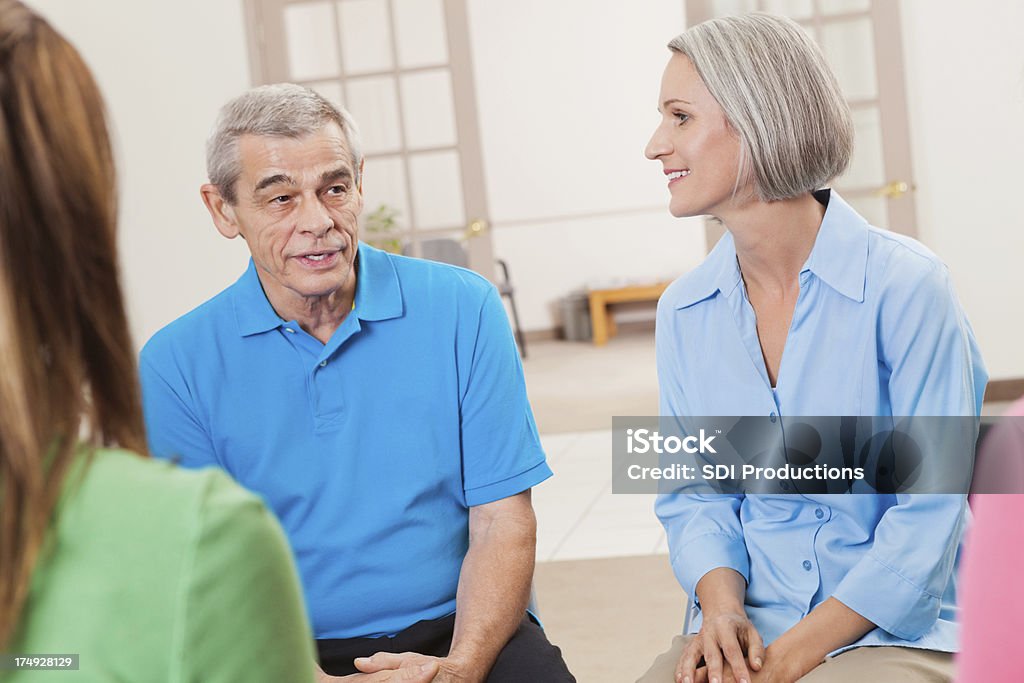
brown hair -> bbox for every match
[0,0,147,647]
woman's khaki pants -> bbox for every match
[636,635,953,682]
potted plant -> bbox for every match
[363,203,402,254]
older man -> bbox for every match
[140,84,573,682]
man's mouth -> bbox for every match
[296,250,341,267]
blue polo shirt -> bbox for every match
[140,243,551,639]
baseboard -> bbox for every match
[524,320,656,343]
[985,378,1024,403]
[523,327,561,343]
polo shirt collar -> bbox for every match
[352,242,404,322]
[233,260,284,337]
[232,241,404,337]
[672,188,868,309]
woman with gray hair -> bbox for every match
[639,13,985,683]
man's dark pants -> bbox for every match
[317,613,575,681]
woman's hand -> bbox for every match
[675,610,764,683]
[676,568,763,683]
[747,641,818,683]
[746,597,873,683]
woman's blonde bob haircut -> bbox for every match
[668,13,853,201]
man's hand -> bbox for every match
[354,651,469,682]
[315,656,440,682]
[675,612,764,683]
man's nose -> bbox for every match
[299,197,333,237]
[645,123,671,160]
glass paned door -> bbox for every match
[689,0,918,236]
[246,0,496,279]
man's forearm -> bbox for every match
[447,502,536,681]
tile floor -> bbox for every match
[534,428,666,562]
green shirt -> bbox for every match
[7,448,316,682]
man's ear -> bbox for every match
[200,184,242,239]
[357,158,365,195]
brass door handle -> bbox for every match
[466,218,488,238]
[876,180,915,198]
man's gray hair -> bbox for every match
[206,83,363,204]
[668,13,853,201]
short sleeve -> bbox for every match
[139,348,219,470]
[458,286,551,507]
[176,472,316,682]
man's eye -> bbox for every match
[675,112,690,125]
[270,195,290,205]
[327,185,348,196]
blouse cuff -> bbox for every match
[832,552,941,640]
[671,532,750,608]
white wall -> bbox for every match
[900,0,1024,380]
[24,0,1024,380]
[27,0,253,350]
[466,0,707,331]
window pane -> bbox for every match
[337,0,394,75]
[761,0,813,20]
[821,0,870,15]
[284,2,339,81]
[821,17,877,100]
[346,76,402,154]
[408,151,465,229]
[392,0,448,68]
[400,69,458,149]
[308,80,345,110]
[361,155,410,234]
[402,230,469,260]
[840,107,885,189]
[710,0,757,17]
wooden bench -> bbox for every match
[587,281,671,346]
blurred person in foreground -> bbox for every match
[0,1,321,680]
[957,397,1024,681]
[638,13,985,683]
